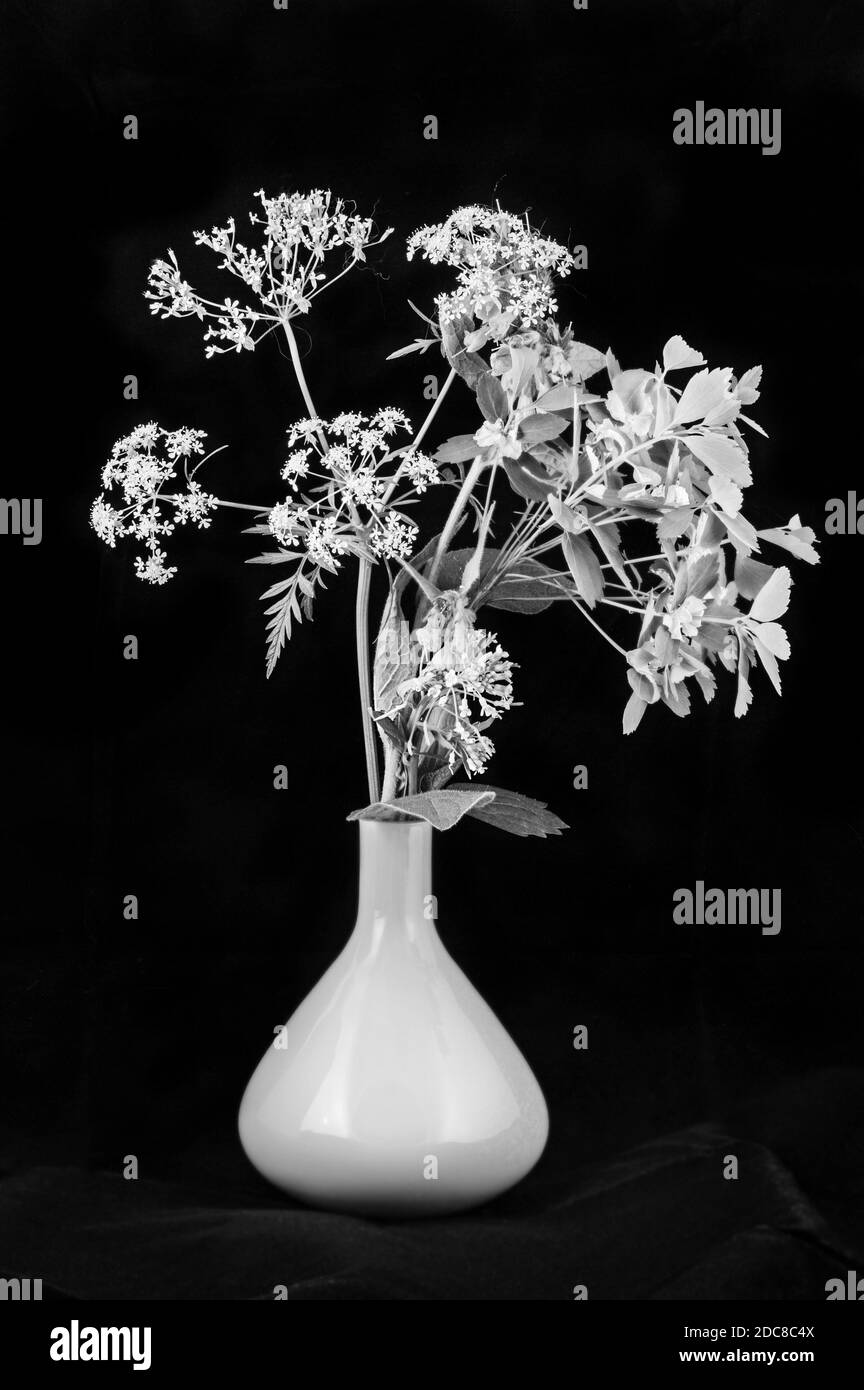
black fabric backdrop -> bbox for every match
[1,0,863,1301]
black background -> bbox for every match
[2,0,863,1300]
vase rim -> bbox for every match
[355,815,432,831]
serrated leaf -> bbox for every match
[662,335,706,372]
[673,368,734,425]
[708,473,744,517]
[758,520,820,565]
[736,365,762,404]
[750,565,792,622]
[750,634,783,696]
[685,553,720,600]
[750,621,790,661]
[661,681,691,718]
[347,786,495,831]
[589,518,632,590]
[718,509,760,554]
[623,691,648,734]
[734,639,753,718]
[685,431,752,485]
[448,784,568,837]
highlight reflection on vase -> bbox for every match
[238,819,548,1216]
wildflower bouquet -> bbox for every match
[91,193,818,837]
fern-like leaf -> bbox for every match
[261,560,324,677]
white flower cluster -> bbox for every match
[385,593,517,777]
[406,204,575,338]
[248,188,386,266]
[269,408,424,568]
[145,189,392,358]
[402,449,440,493]
[90,424,218,584]
[369,512,418,560]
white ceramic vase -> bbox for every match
[238,819,548,1217]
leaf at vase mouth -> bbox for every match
[347,784,569,837]
[448,784,569,838]
[347,786,496,832]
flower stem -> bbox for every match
[280,317,379,802]
[381,741,401,801]
[281,319,329,454]
[427,455,485,587]
[356,556,380,803]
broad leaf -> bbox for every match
[476,371,508,424]
[502,455,557,503]
[562,532,604,608]
[567,341,607,382]
[734,554,774,601]
[486,560,572,614]
[347,786,495,831]
[431,546,500,594]
[448,784,568,837]
[535,383,578,411]
[439,313,486,388]
[658,507,694,541]
[435,434,481,464]
[518,413,569,444]
[548,492,588,534]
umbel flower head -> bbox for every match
[145,188,392,358]
[90,423,219,584]
[406,203,575,346]
[268,407,438,569]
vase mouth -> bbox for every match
[355,815,431,833]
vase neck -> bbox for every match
[355,820,434,939]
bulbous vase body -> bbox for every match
[238,820,548,1217]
